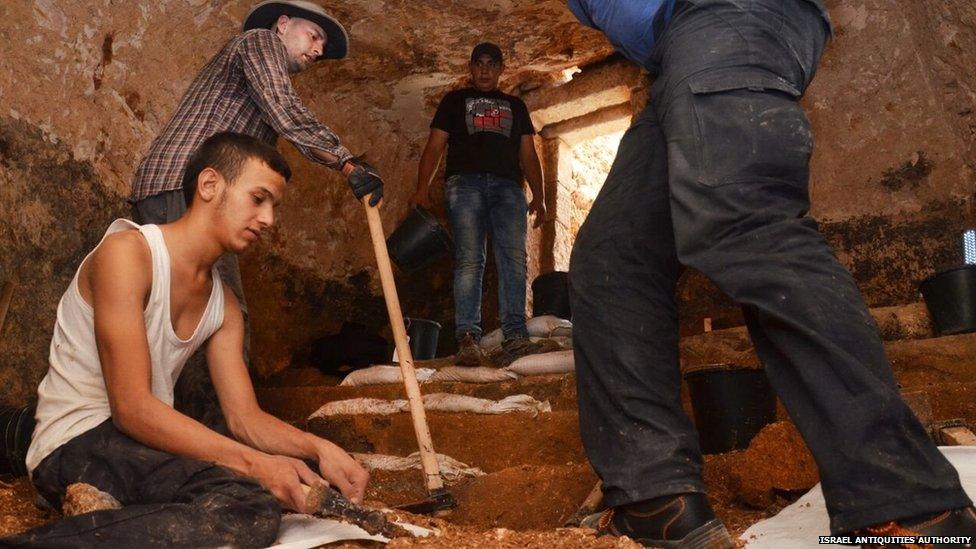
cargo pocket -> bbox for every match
[688,71,812,188]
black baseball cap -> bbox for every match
[470,42,503,64]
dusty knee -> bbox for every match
[188,467,282,548]
[205,482,281,548]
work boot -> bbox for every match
[490,336,561,367]
[454,333,483,367]
[581,493,734,549]
[858,506,976,548]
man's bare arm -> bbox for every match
[520,134,546,228]
[206,285,369,503]
[90,233,320,511]
[410,128,450,209]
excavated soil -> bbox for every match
[257,372,579,422]
[0,425,796,543]
[308,411,586,473]
[0,478,56,538]
[389,526,643,548]
[724,422,819,508]
[366,464,600,531]
[921,382,976,425]
[448,464,598,530]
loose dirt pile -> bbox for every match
[0,478,55,538]
[729,421,819,508]
[389,526,642,548]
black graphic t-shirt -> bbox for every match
[431,88,535,182]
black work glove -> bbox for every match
[344,157,384,207]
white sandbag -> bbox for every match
[551,324,573,338]
[479,328,504,351]
[308,398,408,419]
[422,393,551,416]
[481,321,572,352]
[528,336,573,350]
[352,451,485,482]
[526,315,573,338]
[308,393,549,420]
[339,365,436,387]
[485,394,552,415]
[547,336,573,350]
[504,349,575,376]
[428,366,518,384]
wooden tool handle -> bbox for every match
[363,199,443,492]
[564,481,604,527]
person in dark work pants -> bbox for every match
[566,0,976,547]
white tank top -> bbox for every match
[26,219,225,473]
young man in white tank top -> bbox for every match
[3,132,369,548]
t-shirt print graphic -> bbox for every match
[465,97,514,137]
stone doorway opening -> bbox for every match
[523,56,642,292]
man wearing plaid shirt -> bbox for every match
[130,0,383,429]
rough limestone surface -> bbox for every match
[1,0,975,402]
[0,0,610,400]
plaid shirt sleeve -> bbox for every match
[239,30,354,170]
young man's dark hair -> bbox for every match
[181,131,292,206]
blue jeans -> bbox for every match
[570,0,969,534]
[445,173,529,341]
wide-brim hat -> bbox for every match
[243,0,348,60]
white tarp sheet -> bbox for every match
[741,446,976,548]
[269,513,432,548]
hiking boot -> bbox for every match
[858,506,976,548]
[454,333,483,367]
[490,336,562,367]
[580,493,734,549]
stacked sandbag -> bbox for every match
[504,349,575,376]
[526,315,573,338]
[427,366,518,384]
[351,452,485,481]
[308,398,408,419]
[339,365,437,387]
[308,393,551,419]
[479,329,505,352]
[422,393,552,417]
[479,315,574,353]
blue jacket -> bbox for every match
[566,0,675,68]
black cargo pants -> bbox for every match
[569,0,971,534]
[0,420,280,548]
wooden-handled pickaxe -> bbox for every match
[362,197,455,515]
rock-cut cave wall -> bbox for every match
[1,0,975,404]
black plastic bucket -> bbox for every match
[0,403,36,480]
[387,207,454,274]
[920,265,976,336]
[532,271,571,320]
[684,365,776,454]
[405,318,441,360]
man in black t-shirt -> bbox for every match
[410,42,549,367]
